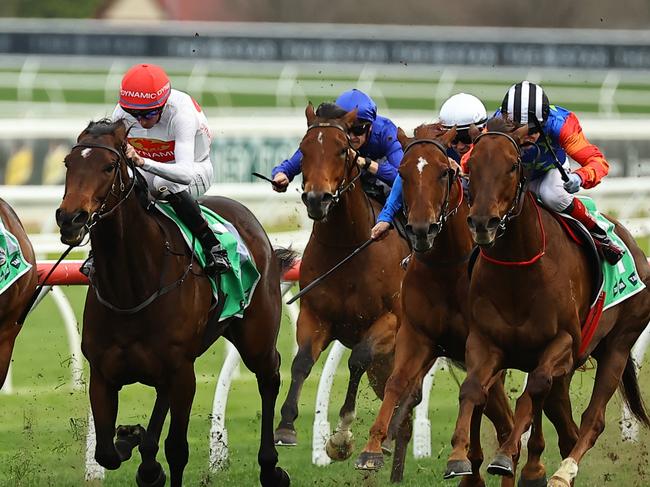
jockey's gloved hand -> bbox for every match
[563,172,582,194]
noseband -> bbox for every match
[304,122,363,204]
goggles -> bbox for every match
[349,122,371,136]
[124,107,163,120]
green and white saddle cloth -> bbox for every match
[0,217,32,296]
[155,202,261,322]
[578,196,646,311]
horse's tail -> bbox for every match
[274,247,300,276]
[619,355,650,428]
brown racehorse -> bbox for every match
[354,124,517,487]
[446,117,650,486]
[0,200,38,388]
[55,119,294,487]
[273,103,411,480]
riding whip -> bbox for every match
[286,238,374,305]
[528,111,569,182]
[251,171,284,190]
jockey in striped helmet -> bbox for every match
[498,81,623,264]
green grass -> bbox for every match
[1,287,650,486]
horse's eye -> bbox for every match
[340,148,347,157]
[104,164,115,173]
[509,163,518,173]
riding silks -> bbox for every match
[577,196,646,311]
[155,202,261,321]
[0,217,32,296]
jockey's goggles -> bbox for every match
[124,107,163,120]
[349,121,372,136]
[452,130,473,145]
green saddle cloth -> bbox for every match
[578,196,646,310]
[155,202,260,322]
[0,219,31,296]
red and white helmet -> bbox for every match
[119,63,171,110]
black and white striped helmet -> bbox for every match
[501,81,550,126]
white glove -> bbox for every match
[563,173,582,194]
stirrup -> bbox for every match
[592,235,624,265]
[204,246,231,276]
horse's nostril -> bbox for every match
[71,211,90,226]
[321,193,334,203]
[487,217,501,230]
[467,216,475,229]
[429,223,441,235]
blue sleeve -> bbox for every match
[377,174,403,224]
[271,149,303,181]
[375,140,402,186]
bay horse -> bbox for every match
[446,117,650,486]
[354,124,517,487]
[0,200,38,388]
[55,119,294,487]
[273,103,411,480]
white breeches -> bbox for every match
[138,161,213,199]
[527,162,573,212]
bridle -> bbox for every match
[304,121,364,205]
[70,141,137,231]
[472,131,526,238]
[402,138,464,234]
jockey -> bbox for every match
[271,89,403,201]
[112,63,230,277]
[498,80,623,264]
[371,93,487,240]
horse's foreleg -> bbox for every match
[89,370,121,470]
[0,324,19,388]
[275,306,331,445]
[490,332,573,480]
[483,374,515,487]
[135,392,170,486]
[356,321,435,471]
[446,332,502,480]
[164,363,196,487]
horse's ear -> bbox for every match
[397,127,413,149]
[414,123,445,139]
[341,108,358,129]
[76,130,89,143]
[113,119,128,144]
[511,125,530,145]
[440,126,457,147]
[468,124,481,142]
[305,102,317,126]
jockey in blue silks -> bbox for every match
[271,89,403,200]
[371,93,488,240]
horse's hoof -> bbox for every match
[548,476,571,487]
[355,451,385,471]
[487,453,514,477]
[274,427,297,446]
[326,436,354,461]
[443,459,473,479]
[261,467,290,487]
[518,476,548,487]
[95,450,121,470]
[115,424,145,462]
[381,439,393,457]
[136,463,166,487]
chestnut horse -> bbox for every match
[56,119,294,487]
[0,200,38,388]
[354,125,517,487]
[446,118,650,486]
[273,103,410,480]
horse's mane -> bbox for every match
[485,115,518,134]
[315,102,348,120]
[83,118,127,138]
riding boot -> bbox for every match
[563,198,624,265]
[166,191,231,277]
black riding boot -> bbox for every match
[167,191,231,277]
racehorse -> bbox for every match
[273,103,411,480]
[55,119,294,487]
[354,124,517,487]
[446,117,650,486]
[0,200,38,388]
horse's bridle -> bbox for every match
[471,131,526,238]
[70,141,137,230]
[402,138,463,233]
[304,122,364,205]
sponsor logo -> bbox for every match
[128,137,176,163]
[628,272,639,286]
[120,82,170,100]
[10,256,21,268]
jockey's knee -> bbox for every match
[536,186,572,213]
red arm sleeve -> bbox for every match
[559,112,609,189]
[460,146,473,174]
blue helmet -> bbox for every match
[335,89,377,123]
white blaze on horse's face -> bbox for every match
[317,131,323,145]
[81,148,92,159]
[417,157,428,176]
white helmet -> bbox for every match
[439,93,487,130]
